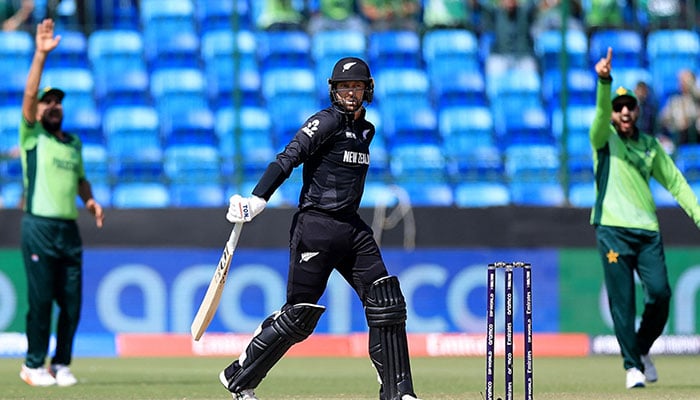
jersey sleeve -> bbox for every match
[653,141,700,228]
[19,117,38,150]
[252,109,342,200]
[590,78,613,150]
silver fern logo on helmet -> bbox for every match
[342,62,357,72]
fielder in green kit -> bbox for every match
[591,48,700,389]
[18,19,104,387]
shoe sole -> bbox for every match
[19,371,56,387]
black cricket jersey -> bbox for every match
[253,106,375,215]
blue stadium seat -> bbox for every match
[94,67,150,109]
[439,105,493,140]
[367,134,390,181]
[384,105,438,146]
[201,30,260,107]
[150,67,208,117]
[374,68,432,137]
[169,181,226,207]
[46,30,88,68]
[257,30,312,70]
[0,106,21,154]
[495,106,552,146]
[146,29,200,70]
[200,29,256,65]
[509,180,565,206]
[647,30,700,104]
[63,105,103,145]
[390,143,446,182]
[112,182,170,208]
[103,106,163,181]
[589,30,644,68]
[216,107,275,176]
[613,67,653,91]
[505,144,560,182]
[195,0,252,32]
[368,30,421,69]
[542,68,596,108]
[311,29,366,101]
[261,67,318,145]
[162,106,216,146]
[398,181,454,206]
[454,181,510,207]
[311,29,366,61]
[0,31,33,71]
[0,70,27,105]
[534,29,588,73]
[140,0,198,69]
[82,143,110,183]
[163,143,221,183]
[676,144,700,182]
[42,67,96,111]
[422,29,480,90]
[360,180,399,208]
[88,181,111,208]
[432,69,487,108]
[87,29,144,68]
[446,144,504,182]
[569,182,596,208]
[1,181,23,208]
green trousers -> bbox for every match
[595,225,671,372]
[21,214,83,368]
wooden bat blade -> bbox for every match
[190,223,243,340]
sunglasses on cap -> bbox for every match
[612,100,636,112]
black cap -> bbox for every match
[38,87,65,103]
[328,57,371,83]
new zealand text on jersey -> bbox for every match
[343,150,370,165]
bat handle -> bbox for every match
[227,222,244,250]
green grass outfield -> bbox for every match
[1,355,698,400]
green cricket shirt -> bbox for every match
[19,117,85,220]
[590,79,700,231]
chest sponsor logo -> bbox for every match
[343,150,370,165]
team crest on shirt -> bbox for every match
[302,119,320,138]
[345,131,356,139]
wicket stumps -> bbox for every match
[486,262,533,400]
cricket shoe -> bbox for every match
[50,364,78,386]
[641,354,657,383]
[402,395,423,400]
[20,364,57,386]
[219,370,259,400]
[625,367,646,389]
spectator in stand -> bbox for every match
[633,80,673,153]
[358,0,421,31]
[422,0,475,31]
[530,0,585,41]
[307,0,367,35]
[482,0,538,77]
[583,0,626,34]
[1,0,34,31]
[256,0,305,31]
[659,69,700,146]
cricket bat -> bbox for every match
[190,222,244,341]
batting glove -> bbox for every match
[226,194,267,223]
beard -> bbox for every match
[41,117,62,133]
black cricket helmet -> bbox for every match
[328,57,374,106]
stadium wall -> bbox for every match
[1,207,699,357]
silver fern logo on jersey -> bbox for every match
[302,119,320,137]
